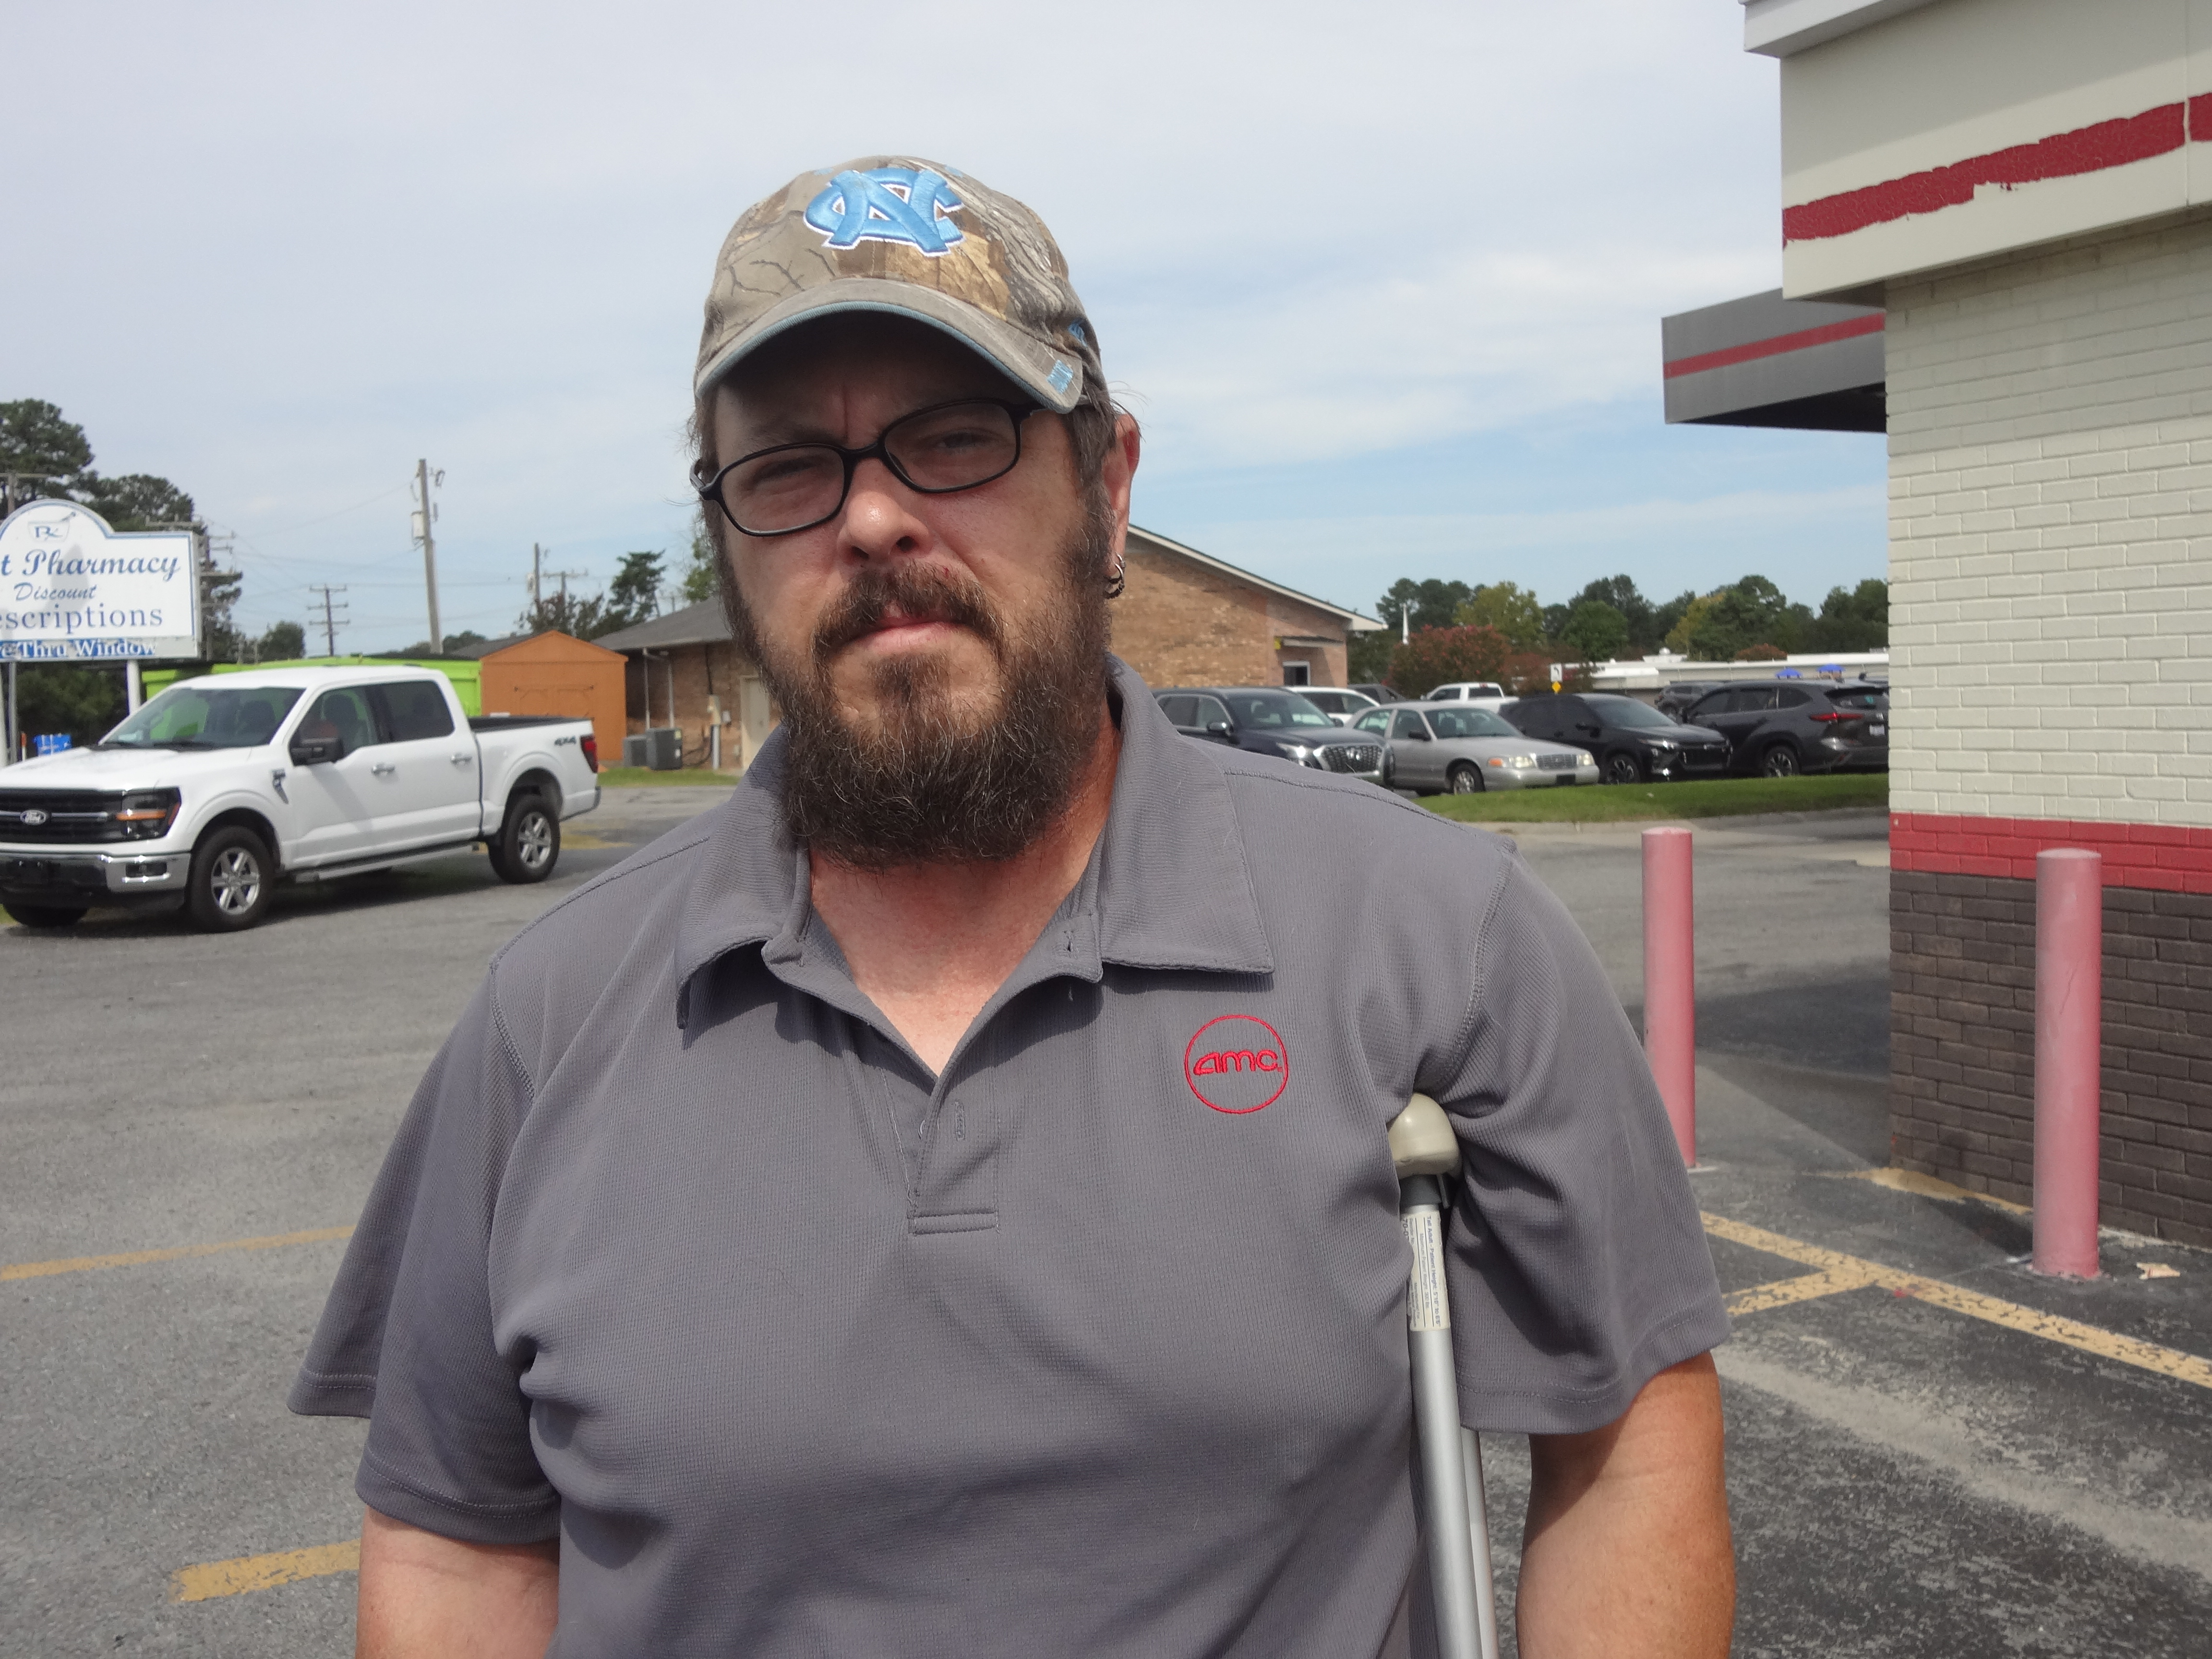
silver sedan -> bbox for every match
[1351,702,1599,793]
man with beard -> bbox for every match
[294,159,1733,1659]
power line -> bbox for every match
[307,584,350,656]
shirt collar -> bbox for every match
[671,655,1274,1004]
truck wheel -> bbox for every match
[493,793,559,885]
[4,902,87,929]
[187,826,274,932]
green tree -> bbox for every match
[1804,578,1887,652]
[391,628,484,658]
[1665,576,1809,660]
[1662,593,1718,656]
[520,589,609,640]
[604,551,666,632]
[16,666,126,748]
[1375,577,1474,637]
[0,398,94,510]
[1568,575,1657,650]
[1455,581,1546,648]
[1557,599,1629,662]
[256,621,307,660]
[1346,627,1395,686]
[1387,625,1514,698]
[74,472,195,531]
[1649,589,1698,649]
[678,512,719,606]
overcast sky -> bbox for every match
[7,0,1885,651]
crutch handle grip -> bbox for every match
[1389,1092,1459,1179]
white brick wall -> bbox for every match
[1886,210,2212,825]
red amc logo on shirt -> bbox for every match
[1184,1015,1290,1114]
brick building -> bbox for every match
[1115,527,1383,690]
[595,529,1382,773]
[593,605,777,772]
[1670,0,2212,1243]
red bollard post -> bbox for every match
[2033,848,2103,1278]
[1642,826,1697,1166]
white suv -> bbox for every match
[1423,682,1511,711]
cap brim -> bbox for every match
[694,276,1083,413]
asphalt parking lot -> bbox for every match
[2,792,2207,1656]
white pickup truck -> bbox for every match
[0,665,601,932]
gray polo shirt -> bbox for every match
[291,657,1725,1658]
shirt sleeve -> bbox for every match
[1432,853,1729,1436]
[287,974,560,1544]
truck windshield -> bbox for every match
[103,685,304,749]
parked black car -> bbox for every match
[1655,680,1728,720]
[1500,693,1731,784]
[1154,687,1385,783]
[1681,679,1888,776]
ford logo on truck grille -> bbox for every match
[19,809,48,827]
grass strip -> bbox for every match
[594,767,741,788]
[1416,771,1887,823]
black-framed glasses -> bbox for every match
[695,397,1042,538]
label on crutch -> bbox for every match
[1402,1210,1450,1332]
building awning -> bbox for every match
[1661,289,1885,432]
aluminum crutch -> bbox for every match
[1390,1092,1501,1659]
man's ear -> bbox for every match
[1101,412,1141,542]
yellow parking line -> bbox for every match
[1703,1212,2212,1391]
[170,1540,358,1602]
[1725,1267,1874,1317]
[1832,1165,2030,1216]
[0,1225,353,1283]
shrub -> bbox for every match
[1388,625,1514,697]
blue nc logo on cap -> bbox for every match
[805,168,965,255]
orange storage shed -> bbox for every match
[471,631,626,754]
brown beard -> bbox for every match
[719,503,1116,869]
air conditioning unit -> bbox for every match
[645,727,682,771]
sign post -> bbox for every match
[0,501,202,761]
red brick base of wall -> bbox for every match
[1891,869,2212,1246]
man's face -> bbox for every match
[711,315,1111,744]
[707,314,1135,867]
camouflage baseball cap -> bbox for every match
[694,157,1100,414]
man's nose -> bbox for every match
[839,458,931,558]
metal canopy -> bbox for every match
[1661,288,1886,433]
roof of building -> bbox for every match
[447,632,531,659]
[1124,527,1386,632]
[594,602,732,653]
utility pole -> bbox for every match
[539,564,588,634]
[530,543,543,615]
[308,584,349,656]
[412,460,444,653]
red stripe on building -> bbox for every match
[1891,811,2212,894]
[1662,313,1885,379]
[1784,103,2189,244]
